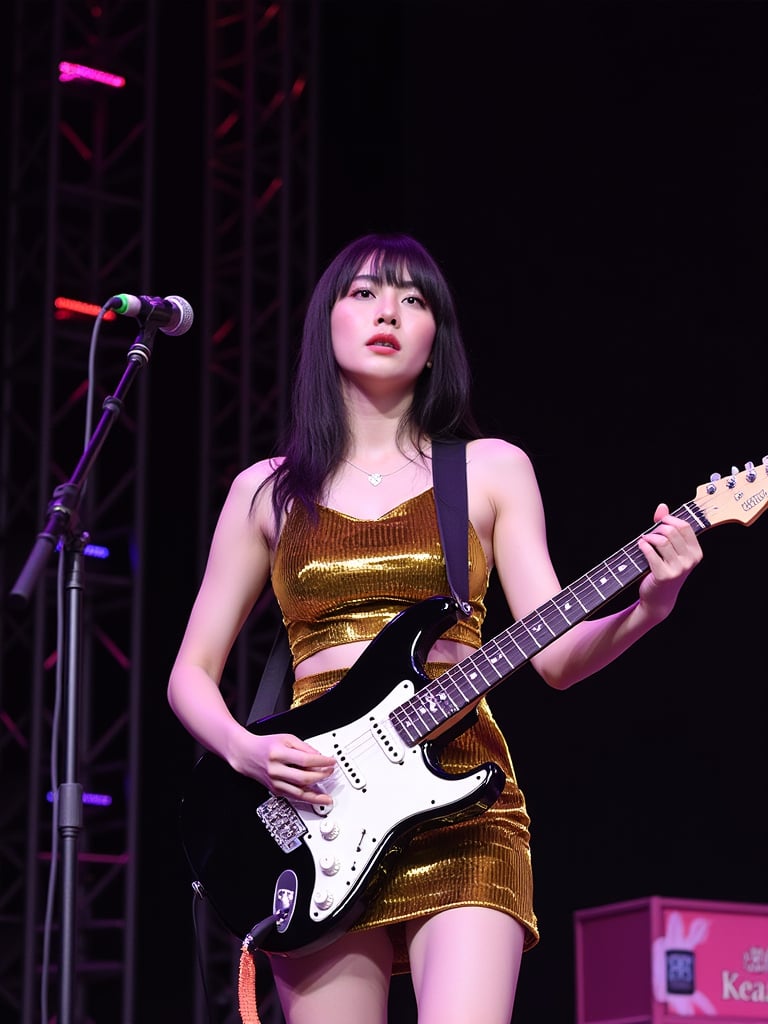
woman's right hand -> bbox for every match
[229,728,337,807]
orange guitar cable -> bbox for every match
[238,943,261,1024]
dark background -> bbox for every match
[140,3,767,1021]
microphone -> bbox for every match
[108,293,194,336]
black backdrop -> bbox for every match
[141,3,767,1021]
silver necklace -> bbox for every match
[344,454,418,487]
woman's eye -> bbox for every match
[351,287,373,298]
[403,295,426,308]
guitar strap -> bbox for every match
[245,438,469,725]
[431,437,471,615]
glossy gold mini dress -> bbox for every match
[271,489,539,970]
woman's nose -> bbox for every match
[376,309,399,327]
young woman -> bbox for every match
[167,232,703,1024]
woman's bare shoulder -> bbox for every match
[221,457,284,531]
[232,455,284,491]
[465,436,534,471]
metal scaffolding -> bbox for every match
[1,3,316,1022]
[1,1,158,1021]
[187,3,317,1021]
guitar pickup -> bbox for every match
[330,739,367,789]
[369,716,405,764]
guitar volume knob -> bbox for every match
[319,818,339,840]
[313,888,334,910]
[319,853,340,875]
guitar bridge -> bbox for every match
[257,795,307,853]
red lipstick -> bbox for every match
[366,333,400,351]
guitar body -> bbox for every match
[180,596,506,956]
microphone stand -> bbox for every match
[10,318,160,1024]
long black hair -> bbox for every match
[264,233,482,522]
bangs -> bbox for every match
[319,233,452,324]
[334,236,443,308]
[365,247,416,289]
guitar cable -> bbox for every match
[238,913,287,1024]
[190,880,284,1024]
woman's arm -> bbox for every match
[167,462,335,804]
[474,439,703,691]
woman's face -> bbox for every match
[330,255,436,387]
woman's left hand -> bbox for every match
[636,503,703,620]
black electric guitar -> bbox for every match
[180,461,767,957]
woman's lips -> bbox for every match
[366,333,400,350]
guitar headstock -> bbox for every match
[694,457,768,528]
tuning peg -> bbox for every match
[706,472,721,495]
[745,461,756,482]
[727,468,738,488]
[763,455,768,474]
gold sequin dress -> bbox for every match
[271,488,539,971]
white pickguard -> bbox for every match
[288,679,486,924]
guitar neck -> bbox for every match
[390,497,712,745]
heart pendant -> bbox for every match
[368,473,383,486]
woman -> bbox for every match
[167,232,703,1024]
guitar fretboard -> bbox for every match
[389,499,711,745]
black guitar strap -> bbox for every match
[245,616,294,724]
[246,438,469,725]
[431,437,471,615]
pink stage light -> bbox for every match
[58,61,125,89]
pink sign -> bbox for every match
[652,908,768,1018]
